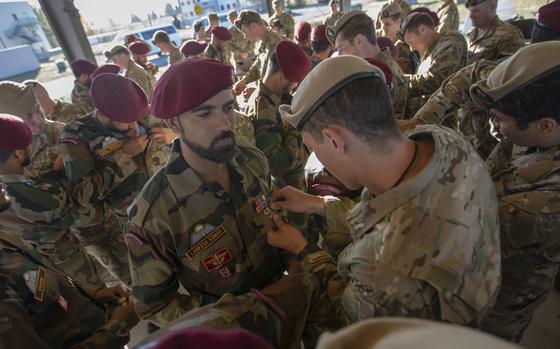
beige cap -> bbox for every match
[470,41,560,110]
[0,81,36,118]
[380,2,402,19]
[316,318,521,349]
[105,44,129,59]
[235,10,262,29]
[279,55,385,130]
[326,11,371,45]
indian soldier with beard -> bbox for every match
[70,59,97,114]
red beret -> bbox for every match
[151,58,234,119]
[312,24,328,43]
[151,328,274,349]
[211,26,232,41]
[364,58,393,87]
[377,36,399,60]
[0,114,32,150]
[295,22,312,41]
[91,73,148,123]
[181,40,209,57]
[92,64,120,78]
[70,59,98,75]
[129,41,151,55]
[409,7,440,27]
[275,41,312,83]
[538,0,560,33]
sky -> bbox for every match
[23,0,171,28]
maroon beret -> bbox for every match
[295,22,312,41]
[0,114,32,150]
[151,328,274,349]
[364,58,393,87]
[91,73,148,123]
[151,58,234,119]
[125,34,140,46]
[312,24,329,43]
[538,0,560,34]
[70,59,98,75]
[211,26,232,41]
[377,36,399,60]
[275,41,312,83]
[409,7,440,27]
[92,64,120,78]
[129,41,151,55]
[181,40,209,57]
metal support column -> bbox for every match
[38,0,95,63]
[340,0,352,12]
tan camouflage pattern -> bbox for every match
[71,80,94,114]
[377,48,408,119]
[50,99,87,123]
[168,47,184,66]
[437,0,460,33]
[323,11,345,27]
[245,29,283,84]
[405,31,467,115]
[204,43,231,65]
[229,25,257,72]
[233,110,256,146]
[23,120,64,181]
[482,141,560,342]
[269,12,295,40]
[466,16,525,64]
[125,60,155,102]
[395,40,418,74]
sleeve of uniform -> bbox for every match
[496,26,525,59]
[245,57,262,84]
[321,196,355,259]
[127,222,198,326]
[286,16,295,40]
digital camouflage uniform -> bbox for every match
[323,12,345,27]
[268,12,295,40]
[49,99,86,124]
[233,110,256,146]
[437,0,460,33]
[168,47,184,66]
[405,31,467,115]
[125,60,155,102]
[204,43,230,65]
[0,232,132,348]
[414,59,498,159]
[481,141,560,342]
[0,174,102,287]
[126,140,285,326]
[229,25,256,73]
[71,80,94,114]
[466,16,524,64]
[245,29,283,84]
[245,80,307,190]
[376,49,408,119]
[24,120,65,182]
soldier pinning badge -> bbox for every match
[254,195,273,217]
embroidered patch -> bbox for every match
[254,195,272,216]
[203,247,233,272]
[97,140,124,157]
[186,225,226,259]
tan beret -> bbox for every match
[0,81,36,118]
[105,44,129,59]
[280,55,386,130]
[380,2,402,19]
[235,10,262,29]
[470,41,560,110]
[316,318,521,349]
[326,11,372,45]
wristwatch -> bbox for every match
[296,243,321,261]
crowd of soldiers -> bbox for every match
[0,0,559,347]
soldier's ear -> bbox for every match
[322,126,347,153]
[536,117,556,136]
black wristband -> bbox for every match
[296,243,321,262]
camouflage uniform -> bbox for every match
[229,25,256,73]
[71,80,94,114]
[269,12,295,40]
[245,29,283,84]
[0,174,103,287]
[466,16,525,64]
[204,43,230,65]
[245,80,307,190]
[234,110,256,146]
[395,40,418,74]
[405,31,467,115]
[437,0,460,33]
[0,232,132,348]
[168,47,184,66]
[311,55,322,69]
[414,60,498,159]
[125,60,155,102]
[126,140,285,326]
[481,141,560,342]
[323,12,345,27]
[377,49,408,119]
[50,99,86,124]
[24,120,64,181]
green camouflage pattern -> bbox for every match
[71,80,94,114]
[245,29,283,84]
[437,0,460,33]
[24,120,65,181]
[233,110,256,146]
[168,47,184,66]
[303,125,501,327]
[268,12,295,40]
[50,99,87,123]
[482,141,560,342]
[377,49,408,119]
[125,60,156,102]
[466,16,524,64]
[228,25,257,72]
[204,43,231,65]
[405,31,467,115]
[0,232,131,348]
[126,140,285,326]
[414,59,498,159]
[323,11,345,27]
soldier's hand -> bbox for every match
[110,299,140,327]
[233,79,247,96]
[94,285,130,304]
[122,134,149,156]
[52,155,65,172]
[242,87,256,102]
[270,186,327,216]
[267,214,308,254]
[149,127,176,145]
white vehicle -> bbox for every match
[112,23,183,55]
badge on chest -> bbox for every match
[203,247,233,277]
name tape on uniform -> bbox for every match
[186,225,226,259]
